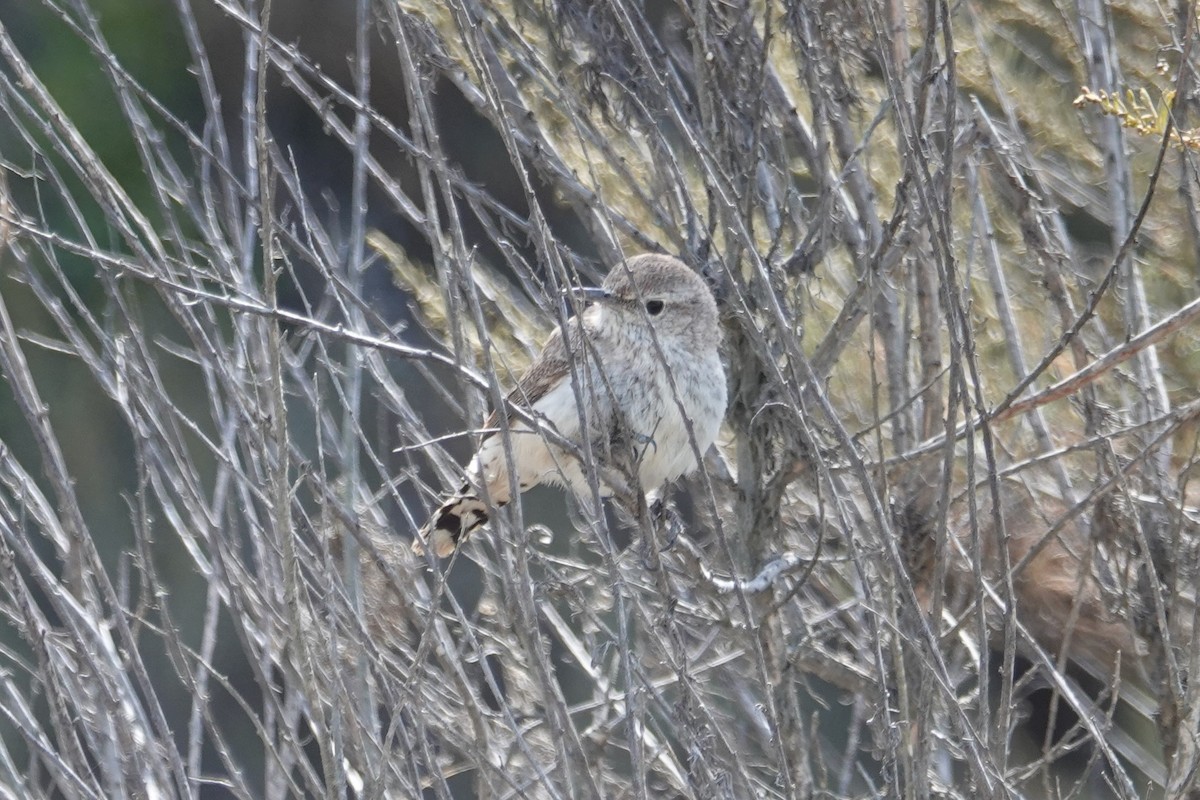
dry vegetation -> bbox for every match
[0,0,1198,797]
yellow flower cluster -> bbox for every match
[1073,86,1200,150]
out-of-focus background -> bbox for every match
[0,0,1197,797]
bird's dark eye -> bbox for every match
[645,300,665,315]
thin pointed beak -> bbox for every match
[571,286,612,304]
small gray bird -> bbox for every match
[416,253,727,558]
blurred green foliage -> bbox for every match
[1,0,199,296]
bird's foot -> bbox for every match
[633,431,657,455]
[648,497,683,551]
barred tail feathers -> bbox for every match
[415,422,568,557]
[414,494,491,558]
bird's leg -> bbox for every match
[654,497,684,551]
[648,495,665,522]
[638,493,684,566]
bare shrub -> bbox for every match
[0,1,1197,797]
